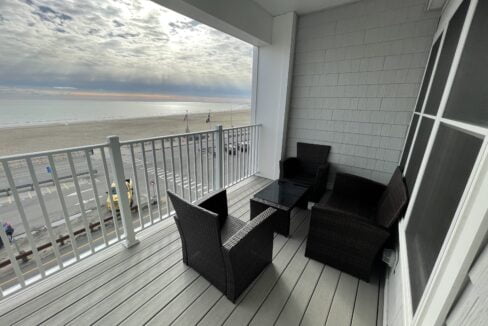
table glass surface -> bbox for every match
[253,180,308,209]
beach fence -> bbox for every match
[0,124,261,297]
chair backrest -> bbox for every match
[296,142,331,176]
[167,191,225,269]
[376,168,408,228]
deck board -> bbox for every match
[275,259,324,326]
[351,276,379,326]
[300,264,341,325]
[325,273,360,326]
[0,176,382,326]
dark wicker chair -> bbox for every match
[167,190,276,302]
[305,167,408,281]
[280,142,331,202]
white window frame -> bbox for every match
[396,0,488,324]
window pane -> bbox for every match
[404,117,434,193]
[400,114,420,172]
[424,0,470,115]
[406,123,482,312]
[444,0,488,127]
[414,37,442,113]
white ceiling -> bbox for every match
[252,0,361,16]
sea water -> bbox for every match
[0,99,249,128]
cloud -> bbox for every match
[0,0,253,98]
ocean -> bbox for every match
[0,99,249,128]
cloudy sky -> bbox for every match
[0,0,253,100]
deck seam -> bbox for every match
[247,236,309,324]
[222,215,310,325]
[348,279,360,326]
[273,258,311,325]
[15,238,183,325]
[298,264,326,326]
[324,272,342,326]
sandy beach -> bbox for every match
[0,109,250,156]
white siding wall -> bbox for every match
[286,0,440,184]
[447,242,488,325]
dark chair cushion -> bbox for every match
[281,174,315,187]
[297,142,331,177]
[326,194,377,221]
[376,168,408,228]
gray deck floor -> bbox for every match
[0,176,383,325]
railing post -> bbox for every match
[107,136,139,248]
[214,125,224,190]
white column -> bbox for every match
[108,136,139,248]
[253,12,297,179]
[214,124,224,189]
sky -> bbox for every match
[0,0,253,101]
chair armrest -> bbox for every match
[307,205,389,280]
[280,157,300,179]
[222,207,275,302]
[333,172,386,203]
[197,189,228,223]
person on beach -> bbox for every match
[1,222,14,248]
[4,222,14,241]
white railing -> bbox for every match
[0,124,260,297]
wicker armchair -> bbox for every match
[305,168,408,281]
[280,142,331,202]
[167,190,276,302]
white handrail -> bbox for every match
[0,124,261,297]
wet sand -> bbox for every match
[0,110,250,156]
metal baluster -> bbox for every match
[251,126,257,175]
[2,160,45,276]
[129,144,144,229]
[237,128,242,181]
[232,128,237,185]
[100,148,122,240]
[199,135,204,196]
[161,139,171,216]
[178,137,185,199]
[206,133,210,193]
[224,130,228,187]
[256,126,260,174]
[186,135,192,202]
[48,154,81,258]
[170,137,177,194]
[26,158,63,268]
[85,150,108,247]
[244,128,248,178]
[242,128,246,178]
[67,152,95,253]
[248,127,252,176]
[212,131,216,191]
[151,140,162,220]
[193,135,198,200]
[141,142,154,225]
[241,128,245,179]
[215,126,224,190]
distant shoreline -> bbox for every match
[0,109,251,156]
[0,108,250,130]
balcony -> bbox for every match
[0,175,382,325]
[1,0,487,325]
